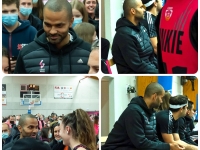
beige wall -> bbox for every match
[101,79,109,136]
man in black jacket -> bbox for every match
[178,101,198,146]
[3,114,38,150]
[112,0,158,74]
[102,82,184,150]
[14,0,91,74]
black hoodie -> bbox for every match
[112,17,158,74]
[3,133,20,150]
[102,96,170,150]
[14,28,91,74]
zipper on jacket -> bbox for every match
[9,33,12,57]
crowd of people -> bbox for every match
[2,0,99,74]
[2,110,99,150]
[102,0,198,74]
[102,82,198,150]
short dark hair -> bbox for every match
[187,101,194,110]
[144,82,164,98]
[169,95,188,112]
[44,0,72,20]
[18,114,37,127]
[2,0,19,9]
[123,0,137,17]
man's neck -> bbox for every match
[127,16,139,26]
[149,7,157,16]
[172,111,180,120]
[3,21,19,33]
[19,13,29,20]
[89,13,95,19]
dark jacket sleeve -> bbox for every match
[178,118,187,142]
[14,50,26,73]
[124,109,170,149]
[190,10,198,51]
[29,26,37,42]
[115,32,158,73]
[155,10,165,73]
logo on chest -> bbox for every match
[39,60,45,73]
[165,7,173,21]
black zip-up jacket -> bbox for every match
[178,117,198,146]
[102,96,170,150]
[112,17,158,74]
[3,134,20,150]
[14,28,91,74]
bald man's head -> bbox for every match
[44,0,72,21]
[144,82,164,98]
[123,0,138,17]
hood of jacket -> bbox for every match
[128,96,155,115]
[34,27,84,55]
[2,20,32,33]
[115,17,141,32]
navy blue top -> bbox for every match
[2,20,37,57]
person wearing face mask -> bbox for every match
[2,0,37,73]
[57,116,63,124]
[3,114,39,150]
[18,0,43,31]
[49,122,71,150]
[2,123,12,148]
[40,127,51,144]
[70,0,88,28]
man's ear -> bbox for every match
[69,17,74,28]
[18,125,22,133]
[130,8,136,15]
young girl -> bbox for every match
[59,109,96,150]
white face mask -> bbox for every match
[58,120,62,124]
[48,132,52,138]
[15,120,19,126]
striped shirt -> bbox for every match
[144,11,157,38]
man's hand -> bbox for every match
[169,142,185,150]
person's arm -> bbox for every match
[150,37,157,54]
[115,32,158,73]
[124,109,169,149]
[173,133,180,141]
[161,133,176,143]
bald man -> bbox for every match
[14,0,91,74]
[112,0,158,74]
[102,82,184,150]
[3,114,39,150]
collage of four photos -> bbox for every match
[2,0,199,150]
